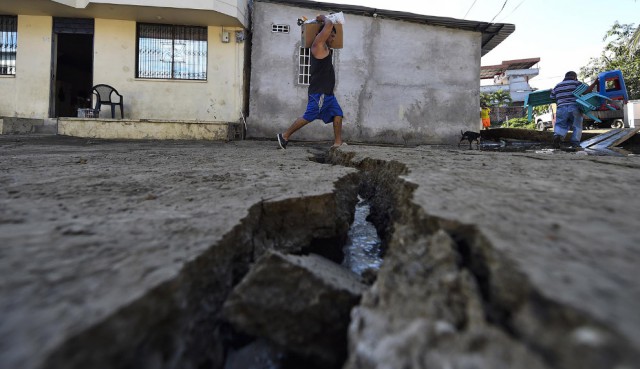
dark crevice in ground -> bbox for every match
[43,171,360,369]
[36,143,637,369]
[327,148,638,369]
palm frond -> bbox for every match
[631,25,640,54]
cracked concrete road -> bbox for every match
[1,134,639,368]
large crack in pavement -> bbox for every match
[2,138,639,369]
[42,175,361,369]
[327,148,639,369]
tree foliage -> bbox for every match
[631,25,640,54]
[480,89,512,108]
[580,22,640,99]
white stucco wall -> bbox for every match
[247,2,482,145]
[93,19,245,122]
[0,15,52,119]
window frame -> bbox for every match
[0,15,18,76]
[297,47,337,86]
[135,22,208,81]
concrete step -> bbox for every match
[34,125,57,135]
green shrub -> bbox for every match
[501,117,536,130]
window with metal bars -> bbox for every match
[0,15,17,76]
[298,48,337,85]
[136,23,207,80]
[298,47,311,85]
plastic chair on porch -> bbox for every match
[92,84,124,119]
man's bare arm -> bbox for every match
[311,15,333,59]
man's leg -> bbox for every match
[553,106,570,148]
[331,116,343,147]
[283,117,310,141]
[569,107,584,145]
[277,117,310,149]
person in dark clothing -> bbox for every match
[277,14,343,149]
[550,71,588,148]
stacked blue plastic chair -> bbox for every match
[572,83,612,123]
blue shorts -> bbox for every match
[302,93,344,124]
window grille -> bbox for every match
[136,23,207,80]
[298,47,311,85]
[0,15,17,76]
[297,48,337,85]
[272,24,290,33]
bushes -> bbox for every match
[501,117,536,130]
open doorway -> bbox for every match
[51,18,94,118]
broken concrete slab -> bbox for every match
[591,128,640,149]
[0,136,359,369]
[329,145,640,369]
[222,250,366,366]
[579,128,623,148]
[345,230,551,369]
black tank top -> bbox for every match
[308,50,335,95]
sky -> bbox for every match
[312,0,640,89]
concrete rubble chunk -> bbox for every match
[222,250,367,365]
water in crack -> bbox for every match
[342,196,383,275]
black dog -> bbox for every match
[458,130,481,149]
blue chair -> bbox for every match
[572,83,613,123]
[524,89,554,121]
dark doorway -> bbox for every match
[51,18,94,118]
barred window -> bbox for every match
[298,48,337,85]
[298,47,311,85]
[136,23,207,80]
[272,24,290,33]
[0,15,17,76]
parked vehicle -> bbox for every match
[534,106,554,131]
[582,70,628,129]
[525,70,629,129]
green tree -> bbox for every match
[490,89,512,122]
[492,89,512,106]
[580,22,640,99]
[480,92,493,108]
[480,90,512,108]
[631,25,640,54]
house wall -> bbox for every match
[49,0,250,27]
[0,15,245,123]
[0,15,52,119]
[247,2,482,145]
[93,19,245,122]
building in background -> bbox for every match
[480,58,540,122]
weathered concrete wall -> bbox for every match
[0,117,45,134]
[0,15,52,120]
[93,19,245,122]
[247,2,482,145]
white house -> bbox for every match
[247,0,515,145]
[480,57,540,103]
[0,0,249,139]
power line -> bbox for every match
[496,0,528,23]
[489,0,510,23]
[463,0,479,19]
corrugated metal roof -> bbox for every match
[480,57,540,79]
[254,0,515,56]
